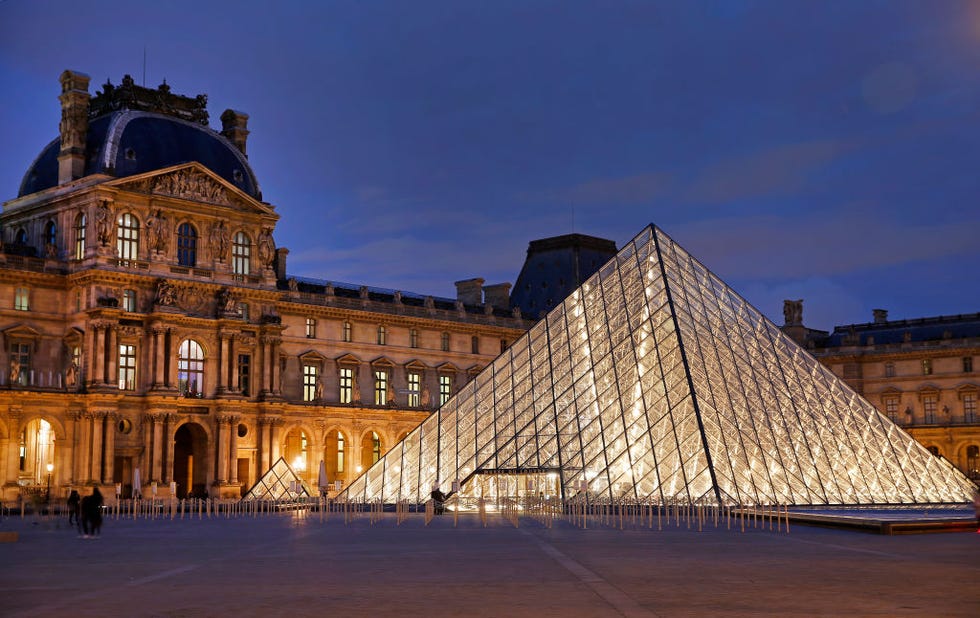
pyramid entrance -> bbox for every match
[342,226,975,507]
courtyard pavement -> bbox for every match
[1,508,978,617]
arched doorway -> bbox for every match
[173,423,208,498]
[19,418,56,486]
[324,430,347,485]
[360,431,382,472]
[283,427,309,479]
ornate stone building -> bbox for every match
[0,71,532,501]
[782,301,980,483]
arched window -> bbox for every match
[44,221,57,253]
[73,213,86,260]
[177,339,205,397]
[116,213,139,262]
[177,222,197,267]
[371,432,381,463]
[337,432,345,474]
[967,445,980,480]
[15,228,27,245]
[232,231,250,275]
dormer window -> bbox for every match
[125,148,136,161]
[232,169,243,182]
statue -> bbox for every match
[351,372,361,404]
[315,377,324,402]
[257,228,275,269]
[95,200,114,246]
[386,382,395,406]
[155,279,178,306]
[9,358,21,384]
[45,242,58,259]
[216,287,236,314]
[782,299,803,326]
[145,209,169,253]
[209,220,229,262]
[421,385,431,408]
[65,362,78,387]
[287,278,298,292]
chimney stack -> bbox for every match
[220,109,250,156]
[873,309,888,324]
[483,283,512,309]
[455,278,484,306]
[57,70,91,185]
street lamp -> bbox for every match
[45,462,53,503]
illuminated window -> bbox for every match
[374,370,388,405]
[237,354,250,396]
[177,222,197,267]
[441,332,450,352]
[118,343,137,390]
[14,287,29,311]
[122,289,137,312]
[439,374,452,406]
[921,359,932,376]
[471,335,479,354]
[410,328,419,348]
[923,395,937,424]
[306,317,316,338]
[177,339,204,397]
[967,445,979,480]
[371,432,381,463]
[377,325,386,345]
[342,321,352,343]
[339,367,353,404]
[407,371,421,407]
[232,231,250,275]
[303,364,319,402]
[73,213,86,260]
[964,393,976,423]
[337,432,345,473]
[116,212,139,263]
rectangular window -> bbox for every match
[500,339,508,354]
[118,343,137,390]
[410,329,419,349]
[123,289,137,312]
[237,354,250,396]
[339,367,353,404]
[439,374,452,406]
[884,397,899,422]
[374,370,388,405]
[965,357,974,373]
[964,393,977,423]
[441,332,450,352]
[923,395,937,424]
[471,335,479,354]
[337,432,345,474]
[306,317,316,338]
[14,287,29,311]
[407,371,421,408]
[303,364,319,402]
[239,302,249,321]
[377,325,386,345]
[884,362,895,378]
[9,342,31,386]
[922,359,932,375]
[343,321,352,343]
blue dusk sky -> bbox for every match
[1,1,978,330]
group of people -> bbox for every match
[66,487,104,538]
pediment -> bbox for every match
[299,350,327,362]
[370,356,396,367]
[405,359,429,371]
[2,323,43,339]
[434,362,459,373]
[109,163,275,216]
[335,353,361,365]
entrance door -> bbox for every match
[173,423,208,498]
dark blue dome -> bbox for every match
[19,111,261,199]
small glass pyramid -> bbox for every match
[343,225,975,506]
[242,457,312,501]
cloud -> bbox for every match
[685,139,847,204]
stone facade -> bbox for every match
[782,301,980,483]
[0,72,533,503]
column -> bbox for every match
[216,416,228,483]
[78,413,91,483]
[164,329,174,388]
[229,416,240,484]
[93,325,105,384]
[102,413,115,484]
[141,414,153,484]
[66,412,79,484]
[153,327,165,387]
[106,326,118,388]
[271,419,282,463]
[229,337,239,393]
[217,335,228,391]
[257,418,269,472]
[151,416,163,482]
[259,337,270,395]
[271,338,281,395]
[164,414,177,485]
[89,413,103,483]
[85,326,98,387]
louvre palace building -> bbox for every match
[0,70,537,502]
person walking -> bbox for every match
[80,487,104,538]
[66,489,81,528]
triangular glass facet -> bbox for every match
[242,457,312,501]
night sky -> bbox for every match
[1,1,978,330]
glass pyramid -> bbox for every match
[242,457,312,501]
[342,226,975,506]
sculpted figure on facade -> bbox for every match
[783,299,803,326]
[421,384,431,408]
[155,279,178,306]
[95,199,114,246]
[65,361,78,387]
[257,228,275,269]
[209,220,229,262]
[145,209,170,253]
[9,357,21,384]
